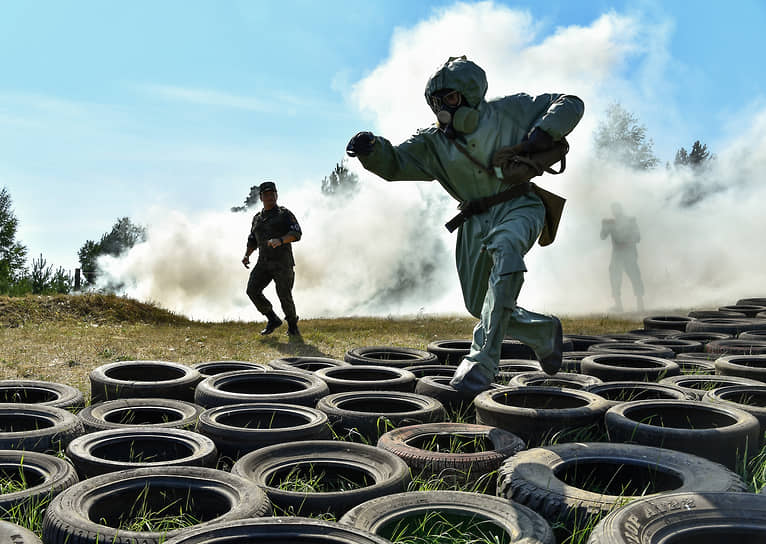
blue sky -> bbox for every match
[2,0,765,278]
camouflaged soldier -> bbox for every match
[242,181,302,336]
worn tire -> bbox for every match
[65,427,218,478]
[604,399,760,468]
[191,360,268,377]
[414,375,487,418]
[231,440,410,518]
[580,354,680,382]
[163,517,392,544]
[41,466,271,544]
[497,442,745,527]
[667,331,733,344]
[714,354,766,382]
[719,304,766,317]
[0,380,84,411]
[377,422,525,486]
[587,491,766,543]
[78,398,204,432]
[658,374,764,399]
[268,356,351,373]
[194,370,329,408]
[686,318,766,335]
[703,385,766,441]
[340,490,554,544]
[688,310,746,319]
[89,361,200,403]
[474,386,610,443]
[0,450,78,514]
[314,365,416,394]
[562,335,616,351]
[0,404,83,452]
[316,391,446,442]
[643,315,694,331]
[196,403,332,459]
[635,338,703,354]
[739,329,766,341]
[508,371,603,390]
[585,381,693,409]
[587,342,676,359]
[0,521,42,544]
[404,364,457,378]
[345,346,438,368]
[706,339,766,356]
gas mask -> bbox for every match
[429,90,479,138]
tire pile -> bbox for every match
[2,299,766,543]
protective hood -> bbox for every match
[424,56,488,109]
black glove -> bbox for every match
[522,127,554,153]
[346,131,376,157]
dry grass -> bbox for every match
[0,294,642,395]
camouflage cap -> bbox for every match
[259,181,277,194]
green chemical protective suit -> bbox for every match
[354,57,584,391]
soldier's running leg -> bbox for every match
[609,253,624,312]
[273,265,299,335]
[246,263,282,334]
[623,251,644,311]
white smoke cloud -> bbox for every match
[98,2,766,320]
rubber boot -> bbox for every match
[287,317,301,336]
[260,311,282,335]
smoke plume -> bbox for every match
[98,3,766,320]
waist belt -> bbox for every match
[444,181,532,233]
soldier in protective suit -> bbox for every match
[601,202,644,313]
[242,181,303,336]
[346,56,584,392]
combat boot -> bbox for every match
[260,311,282,335]
[287,317,301,336]
[538,316,563,375]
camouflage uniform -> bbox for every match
[246,206,302,322]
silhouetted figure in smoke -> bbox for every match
[601,202,644,313]
[346,56,584,392]
[242,181,303,336]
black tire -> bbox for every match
[508,371,603,389]
[635,338,703,354]
[497,442,746,528]
[739,329,766,341]
[427,339,472,364]
[703,385,766,441]
[0,380,84,411]
[473,386,610,443]
[604,399,760,469]
[41,466,271,544]
[345,346,438,368]
[738,297,766,306]
[0,450,78,514]
[587,491,766,543]
[314,365,417,394]
[0,521,42,544]
[196,403,332,459]
[231,440,410,518]
[194,370,329,409]
[658,374,764,399]
[666,331,733,344]
[706,338,766,355]
[714,354,766,382]
[0,404,84,452]
[65,427,218,478]
[628,328,681,338]
[163,517,392,544]
[688,310,746,319]
[268,356,351,373]
[499,339,536,359]
[580,354,680,382]
[191,360,268,377]
[316,391,446,442]
[643,315,694,331]
[562,335,616,351]
[403,364,457,378]
[89,361,201,403]
[340,490,554,544]
[600,332,658,342]
[720,304,766,317]
[78,398,204,432]
[587,342,676,359]
[687,318,766,335]
[585,381,693,409]
[377,422,525,486]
